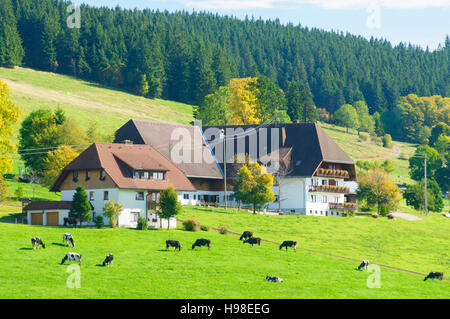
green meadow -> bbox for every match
[180,206,450,276]
[0,222,448,299]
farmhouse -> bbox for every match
[25,120,357,226]
[115,120,358,216]
[25,143,196,227]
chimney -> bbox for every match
[123,140,133,145]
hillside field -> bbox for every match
[0,222,448,299]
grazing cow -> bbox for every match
[62,233,75,247]
[424,272,444,281]
[243,237,261,247]
[239,231,253,241]
[357,259,369,271]
[63,217,78,227]
[102,254,114,267]
[31,237,45,249]
[279,241,297,252]
[166,240,181,251]
[265,275,283,283]
[61,252,82,265]
[192,239,211,250]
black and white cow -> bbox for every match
[31,237,45,249]
[192,239,211,250]
[243,237,261,247]
[61,252,82,265]
[265,275,283,283]
[62,233,75,247]
[424,272,444,281]
[63,217,78,227]
[102,254,114,267]
[279,241,297,252]
[357,259,369,271]
[239,231,253,241]
[166,240,181,251]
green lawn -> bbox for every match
[0,222,448,299]
[179,206,450,277]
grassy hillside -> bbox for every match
[0,222,448,298]
[0,67,195,142]
[180,206,450,276]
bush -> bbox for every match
[94,215,104,228]
[358,134,368,142]
[200,225,210,231]
[183,218,201,232]
[218,225,228,234]
[380,204,389,217]
[382,134,392,148]
[137,217,148,230]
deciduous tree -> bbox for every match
[233,163,275,214]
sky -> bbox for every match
[75,0,450,50]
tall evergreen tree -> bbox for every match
[0,0,24,67]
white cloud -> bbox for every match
[184,0,276,10]
[300,0,450,9]
[184,0,450,10]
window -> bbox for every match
[73,171,78,182]
[143,171,149,179]
[322,196,327,203]
[89,191,94,201]
[310,195,316,202]
[322,179,328,186]
[100,169,106,181]
[151,192,160,202]
[193,195,196,200]
[104,191,109,200]
[136,192,144,200]
[86,171,91,181]
[134,171,140,179]
[153,172,164,180]
[131,212,140,222]
[183,194,189,200]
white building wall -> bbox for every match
[61,188,177,228]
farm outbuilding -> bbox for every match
[24,201,86,226]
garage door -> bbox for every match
[31,213,43,225]
[46,212,59,226]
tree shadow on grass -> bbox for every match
[19,248,33,250]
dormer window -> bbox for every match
[100,170,106,181]
[86,171,91,181]
[143,171,149,179]
[134,171,141,179]
[73,171,78,182]
[153,172,164,180]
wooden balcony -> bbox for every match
[316,168,349,179]
[329,202,357,210]
[308,185,349,193]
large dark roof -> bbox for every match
[114,120,223,179]
[202,122,354,178]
